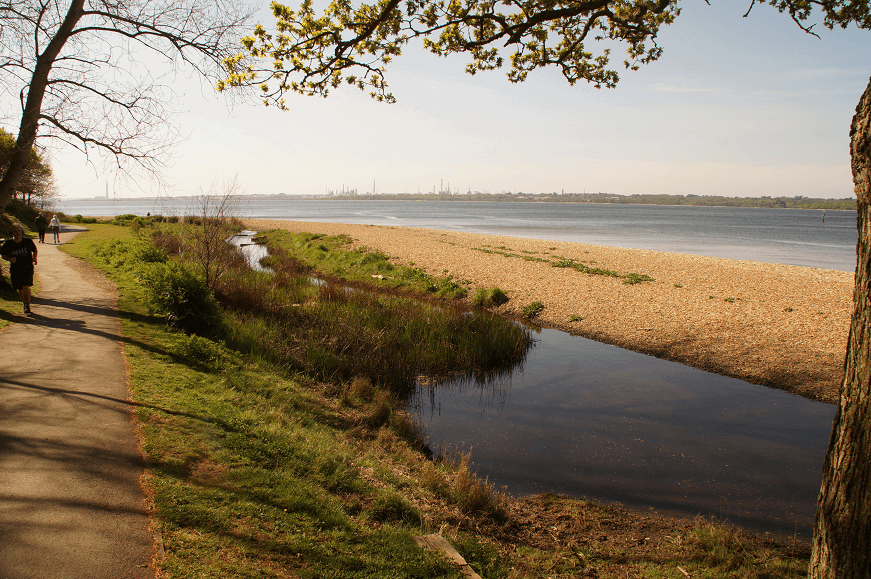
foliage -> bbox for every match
[180,179,248,292]
[223,0,681,104]
[90,232,222,336]
[622,272,656,285]
[69,214,100,224]
[168,334,237,372]
[522,300,544,319]
[220,264,531,394]
[137,261,223,337]
[0,198,40,238]
[261,229,470,300]
[0,128,55,207]
[224,0,870,107]
[93,237,167,268]
[472,286,510,307]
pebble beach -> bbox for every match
[246,218,853,405]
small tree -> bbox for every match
[0,128,54,207]
[182,177,247,293]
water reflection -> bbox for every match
[227,230,270,271]
[411,327,835,539]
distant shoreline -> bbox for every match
[60,193,857,211]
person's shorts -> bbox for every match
[10,268,33,290]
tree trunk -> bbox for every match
[0,0,84,214]
[809,77,871,579]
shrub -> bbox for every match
[138,261,222,337]
[111,214,149,229]
[522,301,544,319]
[472,288,489,307]
[169,334,234,371]
[94,238,167,269]
[489,287,509,305]
[472,287,509,308]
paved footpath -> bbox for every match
[0,228,153,579]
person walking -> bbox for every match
[34,212,47,243]
[1,223,38,315]
[49,214,61,244]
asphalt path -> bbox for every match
[0,228,153,579]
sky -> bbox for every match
[20,1,871,199]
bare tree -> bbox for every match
[182,177,247,292]
[0,0,253,214]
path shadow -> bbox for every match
[33,296,119,318]
[0,378,205,422]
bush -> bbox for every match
[169,334,234,371]
[472,287,509,308]
[472,288,489,307]
[138,261,222,337]
[94,238,167,269]
[522,301,544,319]
[489,287,509,305]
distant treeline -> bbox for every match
[326,192,856,210]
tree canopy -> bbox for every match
[221,0,871,106]
[0,128,54,207]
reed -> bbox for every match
[220,262,532,394]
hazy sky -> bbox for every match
[26,1,871,199]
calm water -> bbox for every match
[58,198,858,271]
[414,328,835,538]
[59,196,847,535]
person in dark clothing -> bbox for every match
[1,223,38,315]
[34,212,47,243]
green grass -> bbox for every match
[471,286,510,308]
[259,230,469,300]
[62,224,507,578]
[522,301,544,319]
[473,245,656,285]
[49,222,811,579]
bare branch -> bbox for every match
[0,0,253,211]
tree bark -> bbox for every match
[809,77,871,579]
[0,0,84,214]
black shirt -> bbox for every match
[1,237,37,273]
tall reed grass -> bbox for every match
[220,260,532,394]
[148,225,534,395]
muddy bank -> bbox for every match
[245,219,852,405]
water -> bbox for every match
[226,231,269,271]
[60,196,845,536]
[414,328,835,538]
[58,197,858,271]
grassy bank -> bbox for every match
[26,221,813,578]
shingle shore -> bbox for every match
[246,218,853,405]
